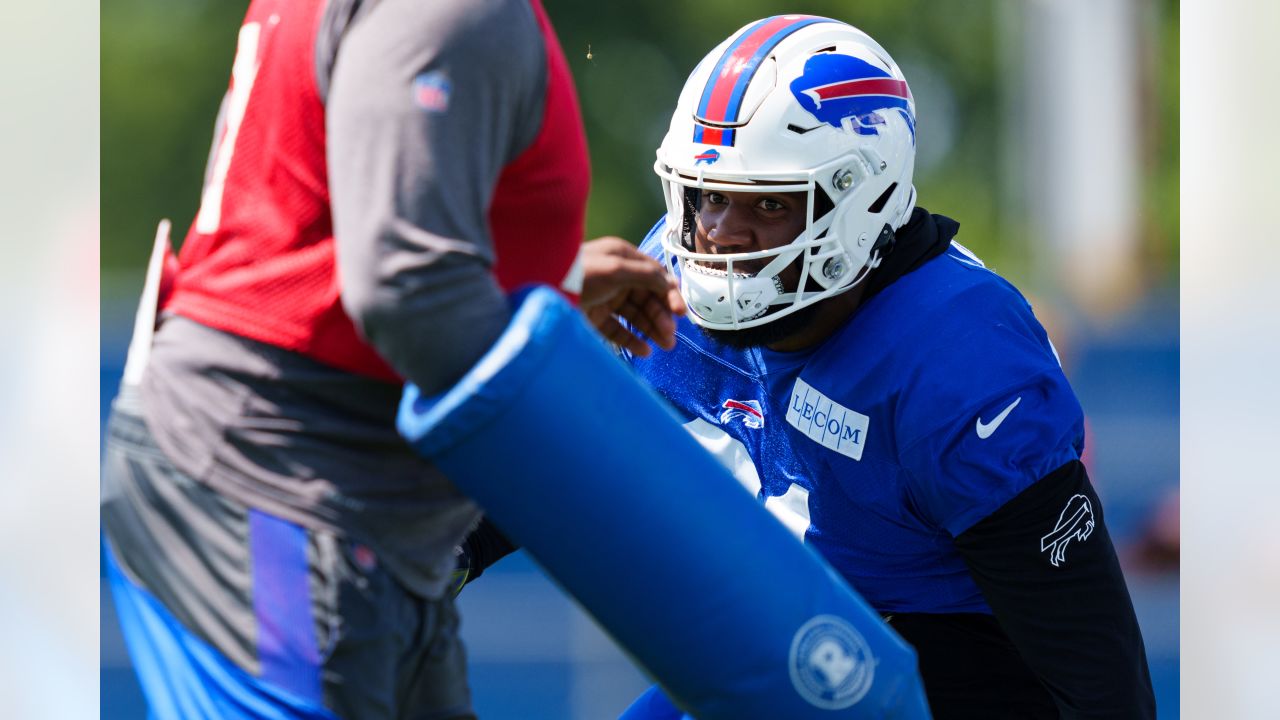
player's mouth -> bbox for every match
[686,260,764,278]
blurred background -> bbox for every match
[100,0,1180,717]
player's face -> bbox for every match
[693,189,807,286]
[689,187,859,351]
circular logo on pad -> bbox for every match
[788,615,875,709]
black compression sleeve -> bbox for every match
[953,461,1155,719]
[460,515,519,583]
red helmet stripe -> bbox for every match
[806,77,911,104]
[692,15,835,147]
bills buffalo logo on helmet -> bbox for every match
[1040,494,1095,567]
[720,399,764,429]
[789,53,915,141]
[694,148,721,166]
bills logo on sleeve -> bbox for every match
[788,53,913,139]
[1040,494,1095,567]
[785,378,869,461]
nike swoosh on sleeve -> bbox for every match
[975,397,1021,439]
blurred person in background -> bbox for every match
[1128,489,1180,572]
[99,0,682,718]
[608,15,1154,719]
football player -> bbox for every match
[615,15,1155,719]
[101,1,681,718]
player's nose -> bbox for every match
[703,208,754,251]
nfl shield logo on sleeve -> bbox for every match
[412,70,451,113]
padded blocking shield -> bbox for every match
[397,286,930,719]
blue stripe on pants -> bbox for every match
[249,509,323,705]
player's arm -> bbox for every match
[324,0,544,396]
[901,316,1155,718]
[324,1,685,394]
[449,515,519,595]
[953,460,1155,718]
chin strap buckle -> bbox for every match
[871,223,896,255]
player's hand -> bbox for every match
[448,543,472,597]
[578,237,686,356]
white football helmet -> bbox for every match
[655,15,917,330]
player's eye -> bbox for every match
[758,197,787,212]
[703,191,728,206]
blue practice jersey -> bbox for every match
[629,219,1085,614]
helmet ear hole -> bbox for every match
[867,182,898,214]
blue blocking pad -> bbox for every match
[398,286,931,719]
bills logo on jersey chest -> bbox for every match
[720,398,764,428]
[785,377,869,461]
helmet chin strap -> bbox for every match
[871,222,897,255]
